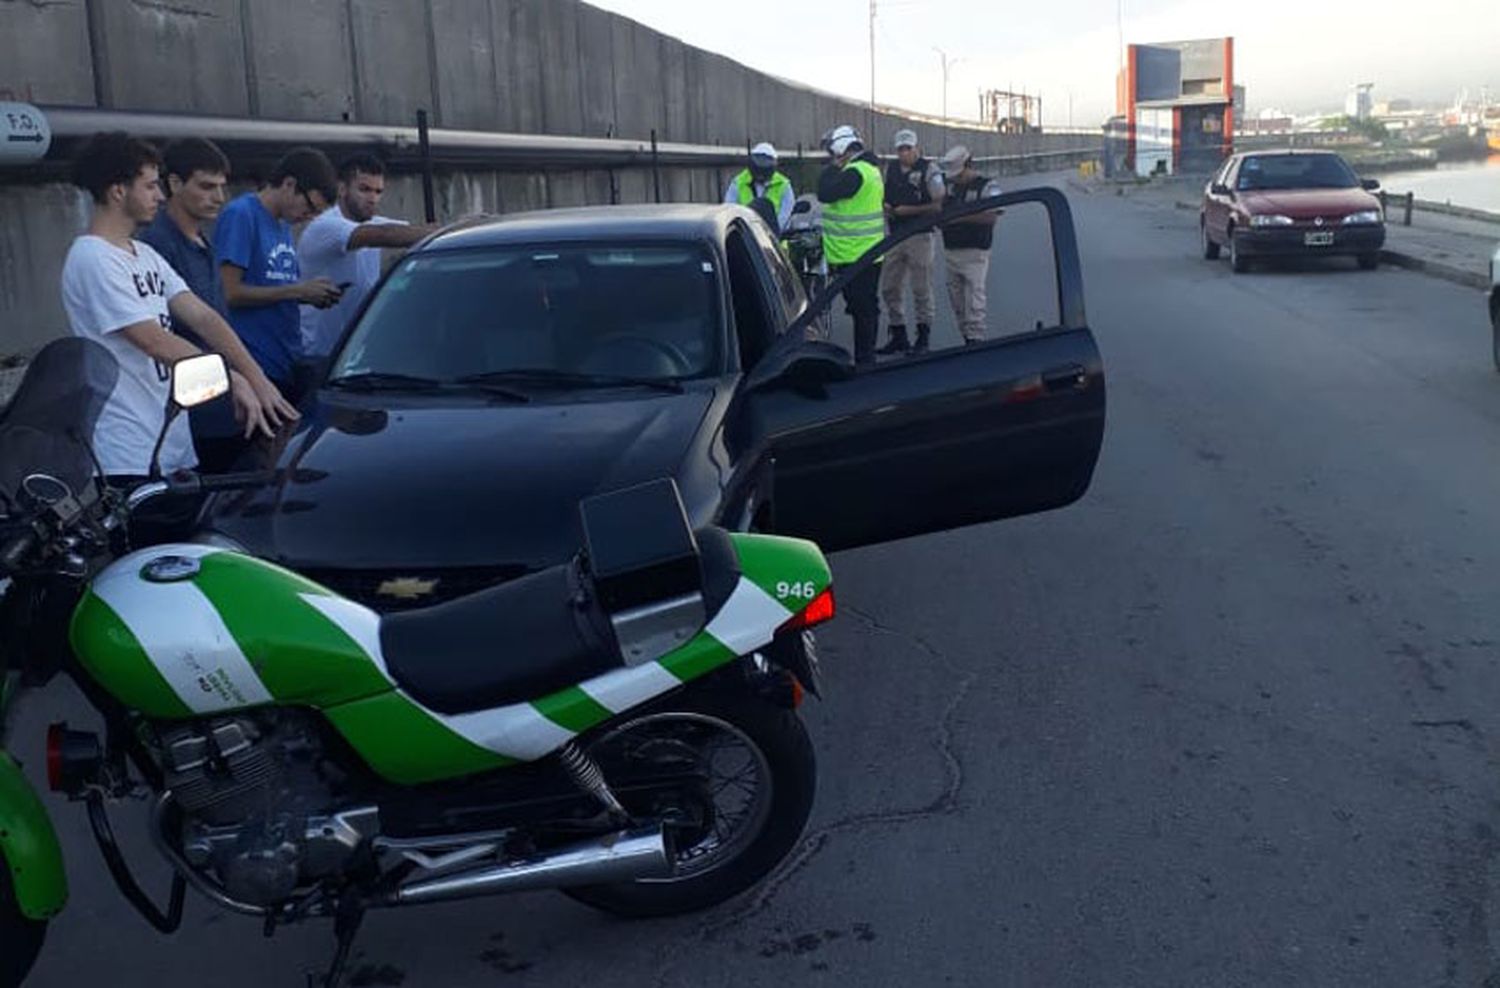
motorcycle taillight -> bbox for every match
[778,587,835,634]
[45,722,102,795]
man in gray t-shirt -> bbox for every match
[298,153,437,360]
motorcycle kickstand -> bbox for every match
[308,891,366,988]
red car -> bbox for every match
[1200,150,1386,273]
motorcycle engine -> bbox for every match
[158,712,375,907]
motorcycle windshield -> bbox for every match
[0,337,117,512]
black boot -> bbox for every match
[911,323,931,354]
[876,324,910,355]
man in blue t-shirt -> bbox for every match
[216,147,342,403]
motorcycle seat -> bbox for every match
[378,528,741,716]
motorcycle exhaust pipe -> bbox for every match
[384,826,673,907]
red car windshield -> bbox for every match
[1236,154,1359,192]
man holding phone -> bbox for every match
[297,153,439,362]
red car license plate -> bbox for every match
[1304,231,1335,247]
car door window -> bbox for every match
[725,225,779,369]
[744,216,806,325]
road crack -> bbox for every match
[696,606,974,942]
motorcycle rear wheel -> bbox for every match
[563,688,815,918]
[0,862,47,988]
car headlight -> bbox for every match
[1249,214,1294,227]
[1342,210,1383,225]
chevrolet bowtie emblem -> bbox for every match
[376,576,440,600]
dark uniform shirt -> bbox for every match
[940,173,999,251]
[884,157,936,237]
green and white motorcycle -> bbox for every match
[0,339,834,986]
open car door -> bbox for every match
[732,185,1105,553]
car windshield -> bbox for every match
[331,242,724,385]
[1236,154,1359,192]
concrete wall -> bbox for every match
[0,0,1100,150]
[0,0,1100,358]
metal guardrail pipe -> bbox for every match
[35,106,752,169]
[971,149,1099,165]
[33,106,1098,173]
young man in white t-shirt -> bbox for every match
[60,132,299,481]
[298,153,438,359]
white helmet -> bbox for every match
[824,124,862,157]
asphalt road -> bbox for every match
[14,176,1500,987]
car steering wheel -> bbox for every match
[580,335,692,377]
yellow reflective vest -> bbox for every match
[734,170,791,210]
[821,159,886,266]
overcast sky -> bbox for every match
[587,0,1500,127]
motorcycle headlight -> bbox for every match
[1342,210,1383,225]
[1249,214,1295,227]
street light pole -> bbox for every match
[934,47,960,149]
[869,0,877,138]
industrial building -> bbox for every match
[1108,37,1236,177]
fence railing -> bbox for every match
[1378,190,1416,226]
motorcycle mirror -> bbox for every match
[150,354,231,480]
[172,353,231,410]
[791,200,812,215]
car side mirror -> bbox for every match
[150,353,230,479]
[1361,178,1380,191]
[745,340,855,395]
[1210,182,1229,195]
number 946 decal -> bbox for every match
[775,580,818,601]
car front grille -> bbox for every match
[300,565,531,613]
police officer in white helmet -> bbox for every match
[816,124,887,365]
[724,142,796,234]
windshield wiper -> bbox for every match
[325,371,448,392]
[456,369,686,394]
[324,371,529,402]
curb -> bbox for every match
[1379,250,1489,291]
[1410,199,1500,225]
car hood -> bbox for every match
[1239,187,1381,218]
[207,390,717,572]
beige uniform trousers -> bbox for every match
[943,247,991,342]
[878,231,936,327]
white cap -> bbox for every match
[826,124,861,157]
[893,129,918,149]
[938,145,971,176]
[750,141,778,161]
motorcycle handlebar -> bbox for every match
[195,471,276,493]
[153,471,275,501]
